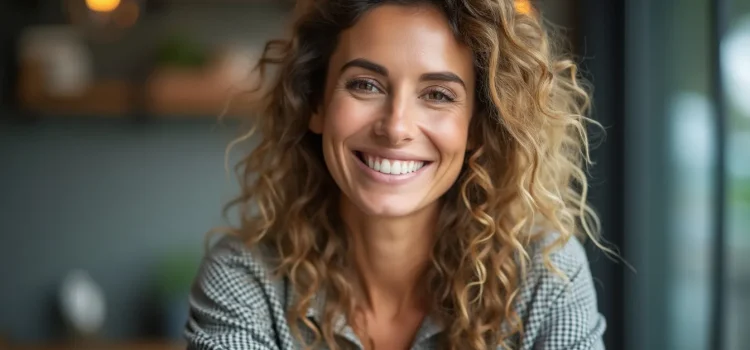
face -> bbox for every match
[309,4,476,218]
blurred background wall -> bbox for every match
[0,1,288,345]
[0,120,237,341]
[0,0,748,349]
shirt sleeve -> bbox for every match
[533,238,607,350]
[184,237,283,350]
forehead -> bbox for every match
[331,4,474,79]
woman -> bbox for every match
[186,0,606,349]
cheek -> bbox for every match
[425,113,471,159]
[323,95,381,137]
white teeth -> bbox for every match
[381,159,391,173]
[391,160,401,174]
[361,153,426,175]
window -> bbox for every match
[723,1,750,349]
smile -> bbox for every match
[362,154,424,175]
[354,151,432,180]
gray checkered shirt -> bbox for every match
[184,234,606,349]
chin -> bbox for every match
[349,192,430,218]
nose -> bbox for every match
[374,93,417,146]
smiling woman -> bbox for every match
[185,1,606,350]
[309,7,476,219]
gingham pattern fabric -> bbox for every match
[185,234,606,350]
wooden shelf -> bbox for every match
[16,59,259,119]
[17,61,136,117]
[143,65,257,118]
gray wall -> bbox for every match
[0,119,243,341]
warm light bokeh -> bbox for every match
[515,0,533,15]
[85,0,121,12]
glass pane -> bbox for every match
[722,0,750,348]
[665,0,715,348]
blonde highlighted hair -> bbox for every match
[221,0,604,349]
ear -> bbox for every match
[309,109,323,134]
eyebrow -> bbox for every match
[341,58,389,76]
[419,72,466,88]
[341,58,466,88]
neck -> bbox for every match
[340,197,439,318]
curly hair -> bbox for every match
[220,0,603,349]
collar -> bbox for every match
[304,290,444,347]
[305,291,362,347]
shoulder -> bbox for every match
[525,233,591,285]
[199,234,277,279]
[192,234,285,306]
[514,233,606,349]
[514,233,594,312]
[186,235,289,339]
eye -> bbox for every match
[423,87,456,102]
[346,79,382,94]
